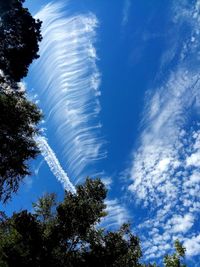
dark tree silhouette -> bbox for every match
[0,179,187,267]
[0,0,42,82]
[0,0,42,201]
[0,75,41,202]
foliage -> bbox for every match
[32,192,56,222]
[0,178,188,266]
[0,0,42,82]
[0,80,42,202]
[0,179,143,267]
[0,210,43,267]
[0,0,42,201]
[164,240,187,267]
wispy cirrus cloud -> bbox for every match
[122,0,131,26]
[127,0,200,260]
[28,1,106,184]
[100,199,130,229]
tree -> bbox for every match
[0,210,43,267]
[0,76,42,202]
[0,0,42,82]
[0,178,188,267]
[164,240,187,267]
[0,179,143,267]
[0,0,42,201]
[0,1,17,13]
[32,192,56,223]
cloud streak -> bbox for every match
[101,199,130,229]
[28,1,106,184]
[127,0,200,260]
[36,136,76,193]
[36,136,127,229]
[122,0,131,26]
[28,2,127,232]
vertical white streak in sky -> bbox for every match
[29,2,105,184]
[36,136,76,193]
[122,0,131,26]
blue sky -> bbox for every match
[2,0,200,265]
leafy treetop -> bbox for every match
[0,0,42,82]
[0,178,187,267]
[0,0,42,201]
[0,74,42,202]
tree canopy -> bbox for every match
[0,75,41,202]
[164,240,187,267]
[0,178,187,267]
[0,0,42,82]
[0,0,42,201]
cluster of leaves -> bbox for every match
[0,0,42,201]
[0,178,187,267]
[164,240,187,267]
[0,78,41,202]
[0,0,42,82]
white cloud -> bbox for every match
[29,2,106,183]
[186,151,200,167]
[168,214,194,233]
[101,177,113,189]
[129,71,200,260]
[157,158,171,172]
[184,235,200,256]
[185,172,200,186]
[127,0,200,260]
[36,136,76,193]
[101,199,130,229]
